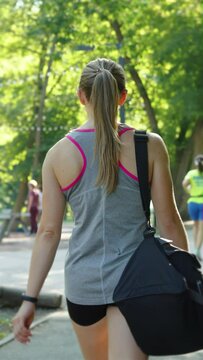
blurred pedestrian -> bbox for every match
[182,154,203,258]
[27,179,39,234]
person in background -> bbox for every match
[13,58,188,360]
[182,155,203,259]
[27,179,39,234]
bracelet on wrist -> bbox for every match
[22,293,38,304]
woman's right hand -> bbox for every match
[12,302,36,344]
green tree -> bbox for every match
[1,0,203,221]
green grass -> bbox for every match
[0,318,12,340]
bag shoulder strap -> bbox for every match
[134,130,151,224]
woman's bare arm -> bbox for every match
[13,149,66,343]
[25,152,66,297]
[149,133,189,251]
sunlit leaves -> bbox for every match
[0,0,202,210]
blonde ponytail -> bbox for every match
[79,58,126,193]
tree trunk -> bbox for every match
[32,36,57,175]
[9,37,58,232]
[193,120,203,156]
[173,138,193,218]
[127,65,159,133]
[7,179,28,233]
[111,20,159,133]
[12,180,28,213]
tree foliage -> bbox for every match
[0,0,202,216]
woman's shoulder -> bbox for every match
[45,134,79,164]
[49,136,70,151]
[48,128,86,152]
[148,132,167,149]
[148,131,163,143]
[147,132,169,166]
[119,127,164,145]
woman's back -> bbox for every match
[54,125,146,305]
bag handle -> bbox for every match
[134,131,151,226]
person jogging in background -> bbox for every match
[183,155,203,259]
[13,58,188,360]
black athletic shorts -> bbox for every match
[66,299,117,326]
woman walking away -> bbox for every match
[183,154,203,259]
[13,58,188,360]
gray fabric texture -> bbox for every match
[63,128,146,305]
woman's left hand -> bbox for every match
[12,302,36,344]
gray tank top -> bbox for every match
[62,126,146,305]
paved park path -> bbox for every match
[1,223,203,359]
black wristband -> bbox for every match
[22,293,38,304]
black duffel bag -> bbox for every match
[113,131,203,356]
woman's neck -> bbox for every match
[80,119,95,129]
[83,106,95,128]
[81,105,120,129]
